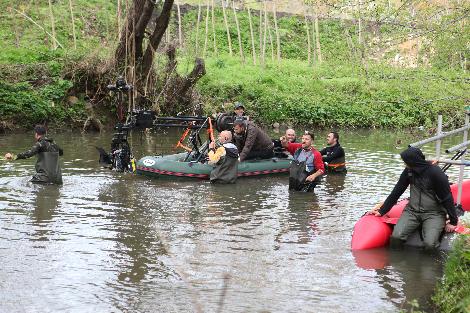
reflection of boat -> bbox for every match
[136,153,291,179]
[351,180,470,250]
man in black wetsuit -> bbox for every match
[4,125,63,184]
[320,132,346,173]
[369,147,458,250]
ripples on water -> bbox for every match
[0,130,468,313]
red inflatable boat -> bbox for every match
[351,179,470,250]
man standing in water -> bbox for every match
[281,131,324,191]
[369,147,458,250]
[320,132,346,173]
[4,125,63,184]
[208,130,239,184]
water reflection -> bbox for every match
[323,174,346,195]
[0,130,468,313]
[353,247,444,311]
[32,185,60,223]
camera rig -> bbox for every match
[100,77,241,172]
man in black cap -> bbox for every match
[233,101,246,118]
[4,125,63,184]
[369,147,458,250]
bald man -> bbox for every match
[273,128,297,157]
[285,129,296,143]
[208,130,239,183]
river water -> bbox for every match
[0,129,467,313]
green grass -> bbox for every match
[181,55,469,128]
[433,236,470,313]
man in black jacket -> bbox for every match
[369,147,458,250]
[320,132,346,172]
[233,118,274,162]
[5,125,63,184]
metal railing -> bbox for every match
[409,107,470,206]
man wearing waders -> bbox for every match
[281,131,324,191]
[4,125,63,184]
[369,147,458,250]
[208,130,239,184]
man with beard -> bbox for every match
[281,131,324,191]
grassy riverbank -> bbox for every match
[191,56,468,128]
[0,1,468,130]
[433,235,470,313]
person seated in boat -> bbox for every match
[233,118,274,162]
[4,125,63,184]
[273,128,297,158]
[368,147,458,250]
[207,130,239,184]
[281,131,324,191]
[320,131,346,173]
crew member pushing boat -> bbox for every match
[368,147,458,250]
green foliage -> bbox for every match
[0,1,469,128]
[433,236,470,313]
[194,55,468,128]
[0,79,85,127]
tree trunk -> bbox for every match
[247,7,256,65]
[156,45,206,113]
[262,1,268,65]
[211,0,218,56]
[117,0,122,40]
[203,1,210,57]
[48,0,57,50]
[266,14,274,62]
[232,1,244,62]
[304,13,311,64]
[142,0,175,81]
[222,0,233,56]
[68,0,77,49]
[115,0,149,67]
[272,3,280,61]
[176,0,183,46]
[134,0,154,60]
[314,12,322,63]
[195,4,202,56]
[311,17,316,65]
[259,7,263,60]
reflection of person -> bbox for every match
[281,131,324,191]
[208,130,239,184]
[324,173,346,194]
[33,185,61,223]
[5,125,63,184]
[369,147,458,250]
[320,132,346,173]
[233,118,274,162]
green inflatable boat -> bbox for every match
[136,153,291,179]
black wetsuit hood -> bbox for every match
[400,147,430,173]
